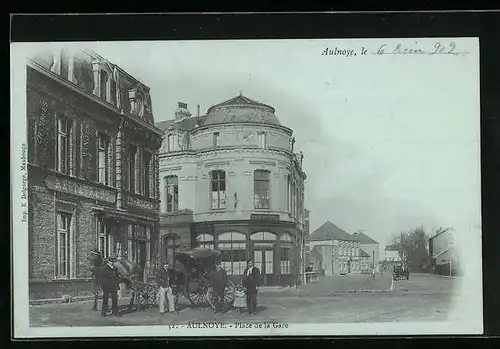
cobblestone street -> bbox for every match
[29,273,460,327]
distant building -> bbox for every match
[352,231,380,270]
[308,221,361,275]
[155,95,307,286]
[359,249,371,271]
[428,228,460,275]
[384,244,402,264]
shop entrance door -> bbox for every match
[254,249,274,285]
[138,241,147,276]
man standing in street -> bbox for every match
[97,257,121,317]
[242,258,261,315]
[156,261,176,314]
[208,260,228,313]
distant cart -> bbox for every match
[392,265,410,280]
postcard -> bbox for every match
[11,38,482,338]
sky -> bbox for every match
[54,39,481,247]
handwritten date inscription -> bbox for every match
[374,42,468,56]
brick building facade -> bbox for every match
[155,95,307,286]
[27,48,163,300]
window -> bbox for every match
[97,219,114,258]
[213,132,220,147]
[280,233,292,274]
[218,232,247,275]
[258,132,267,148]
[143,151,152,197]
[287,175,292,213]
[254,170,270,209]
[165,175,179,213]
[196,233,214,249]
[164,235,180,266]
[128,225,150,269]
[128,145,137,192]
[100,70,108,101]
[56,213,71,278]
[167,134,179,152]
[57,117,71,174]
[210,170,226,210]
[136,96,144,116]
[97,134,109,185]
[280,247,291,274]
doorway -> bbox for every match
[254,249,274,285]
[138,241,147,272]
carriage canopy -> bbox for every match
[175,247,221,266]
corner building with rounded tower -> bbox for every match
[156,95,307,286]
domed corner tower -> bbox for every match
[184,93,307,287]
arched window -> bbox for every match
[163,234,180,266]
[210,170,226,210]
[165,175,179,213]
[167,133,179,152]
[280,233,293,274]
[218,232,246,275]
[250,232,277,241]
[100,70,108,101]
[254,170,270,209]
[196,233,214,249]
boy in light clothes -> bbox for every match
[156,261,176,313]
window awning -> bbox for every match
[92,207,159,224]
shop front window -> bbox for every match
[280,233,293,274]
[163,234,180,266]
[217,232,246,275]
[196,233,214,249]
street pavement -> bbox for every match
[29,273,460,327]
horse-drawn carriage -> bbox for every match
[174,247,237,309]
[392,265,410,281]
[89,247,237,313]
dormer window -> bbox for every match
[100,70,108,101]
[136,96,144,117]
[258,132,267,148]
[213,132,220,148]
[167,134,179,152]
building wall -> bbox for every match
[360,243,380,265]
[309,239,361,275]
[384,249,401,262]
[190,124,292,151]
[27,49,162,300]
[431,230,454,260]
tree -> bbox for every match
[391,227,431,272]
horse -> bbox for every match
[87,249,143,312]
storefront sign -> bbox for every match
[127,195,156,212]
[251,214,280,221]
[46,176,116,203]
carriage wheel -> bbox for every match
[185,280,208,306]
[205,281,236,310]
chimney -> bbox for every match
[197,105,200,117]
[175,101,191,121]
